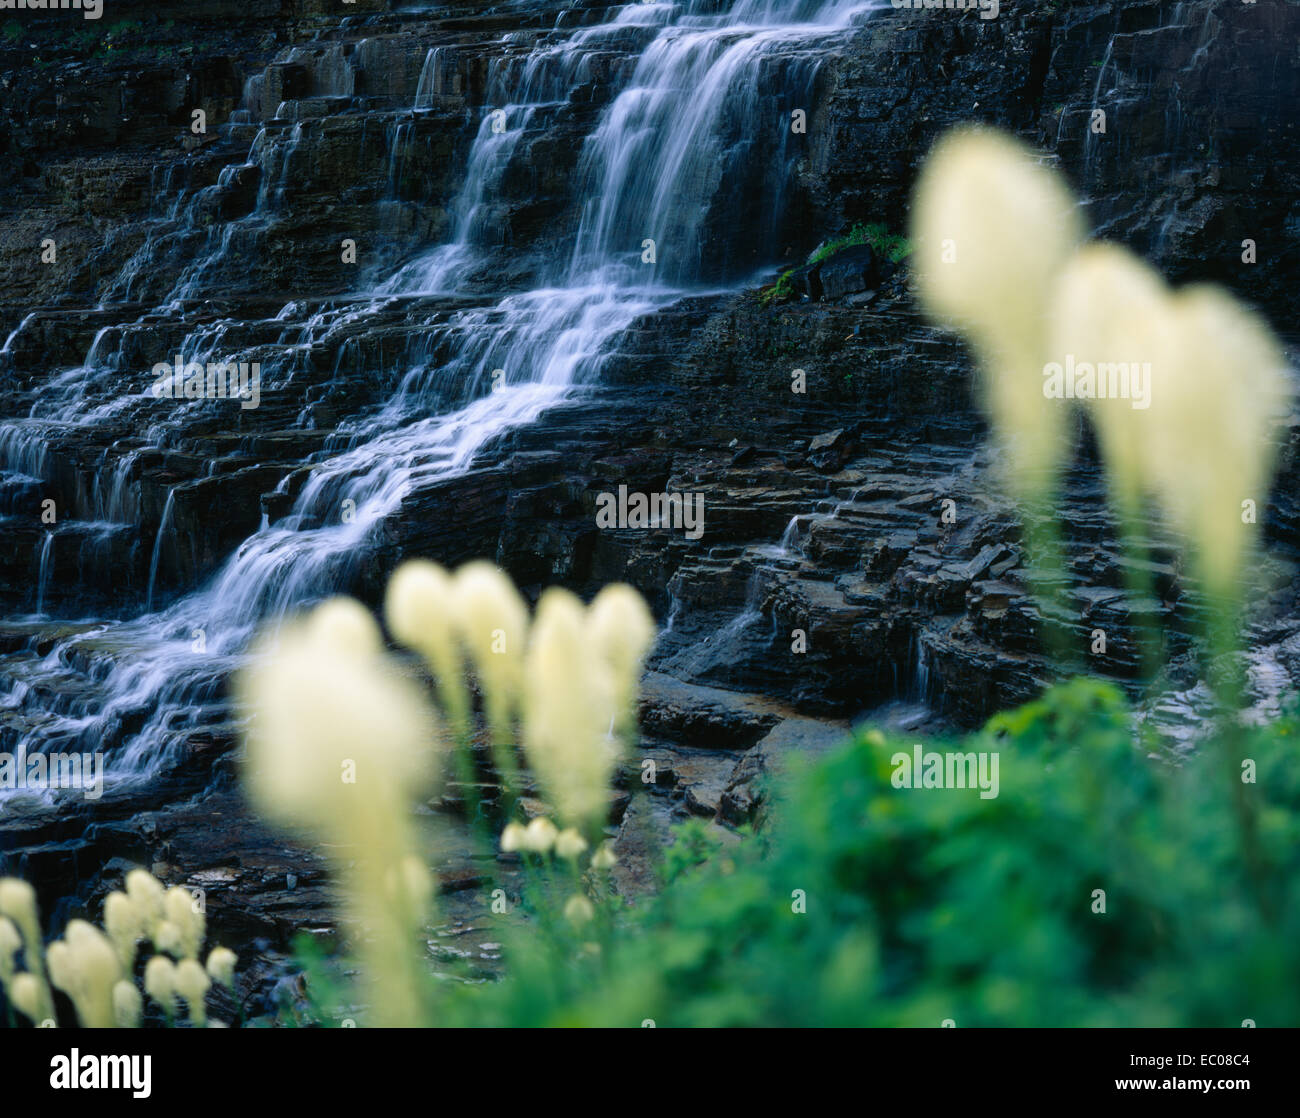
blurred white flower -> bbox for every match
[563,895,595,927]
[912,127,1085,493]
[236,597,442,1028]
[103,890,143,970]
[522,588,619,832]
[45,940,72,997]
[1051,243,1289,594]
[175,958,211,1027]
[521,816,559,854]
[125,869,166,924]
[1143,286,1289,595]
[453,561,529,739]
[1049,243,1174,515]
[8,972,51,1026]
[112,980,142,1029]
[500,821,527,853]
[588,583,656,735]
[205,946,238,989]
[307,597,386,659]
[0,915,20,984]
[49,920,121,1028]
[236,601,438,843]
[143,954,178,1014]
[164,886,205,961]
[153,921,183,958]
[554,828,589,860]
[384,559,467,722]
[0,877,42,972]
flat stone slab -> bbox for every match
[638,670,792,749]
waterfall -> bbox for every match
[0,0,881,797]
[777,515,804,556]
[379,102,540,294]
[34,531,54,616]
[145,491,176,613]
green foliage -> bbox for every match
[762,336,801,359]
[412,678,1300,1027]
[760,269,797,307]
[659,818,732,884]
[825,221,915,267]
[278,933,359,1028]
[761,222,913,306]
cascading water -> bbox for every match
[33,532,53,617]
[145,491,177,614]
[0,0,879,801]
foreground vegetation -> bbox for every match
[421,678,1300,1027]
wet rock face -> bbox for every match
[815,244,879,301]
[799,0,1300,320]
[0,0,1297,954]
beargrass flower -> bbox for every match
[45,940,72,995]
[500,821,527,853]
[0,877,42,973]
[521,816,559,854]
[590,842,618,871]
[144,954,177,1015]
[153,921,183,958]
[236,597,441,1027]
[103,890,143,969]
[554,828,589,860]
[588,583,656,735]
[307,596,387,658]
[175,958,211,1026]
[125,869,166,926]
[1054,241,1291,594]
[912,126,1085,494]
[236,601,437,842]
[8,972,51,1026]
[1049,243,1173,516]
[164,886,205,960]
[1141,286,1288,597]
[384,559,467,720]
[205,946,237,989]
[563,895,595,927]
[452,561,529,735]
[48,920,121,1028]
[112,980,142,1028]
[522,588,620,832]
[0,915,20,983]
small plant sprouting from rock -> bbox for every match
[761,222,913,306]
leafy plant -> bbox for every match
[761,222,913,305]
[421,678,1300,1027]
